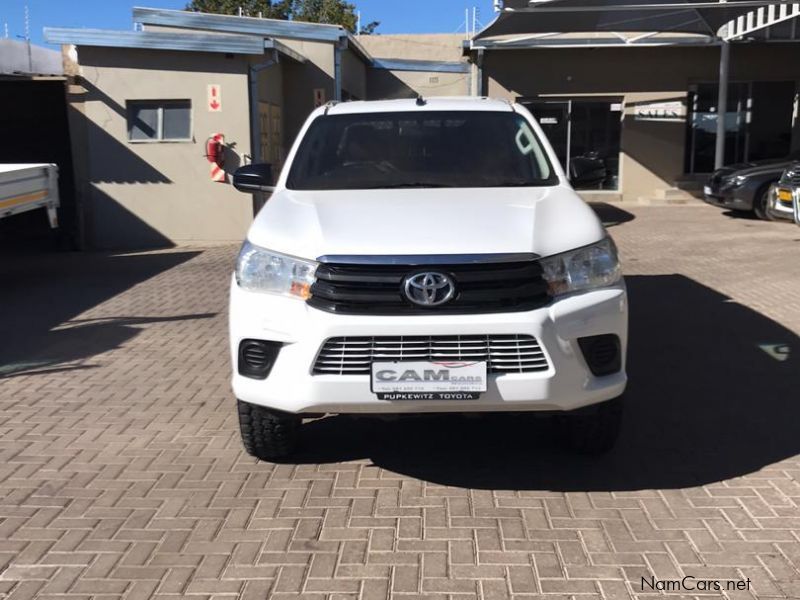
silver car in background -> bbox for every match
[703,154,800,220]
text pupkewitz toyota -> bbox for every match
[228,96,628,459]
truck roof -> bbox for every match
[324,96,514,116]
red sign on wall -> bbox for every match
[208,84,222,112]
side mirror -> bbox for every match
[569,156,607,188]
[232,163,275,193]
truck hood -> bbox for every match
[247,186,606,260]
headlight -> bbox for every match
[235,240,317,299]
[725,174,747,187]
[540,237,621,297]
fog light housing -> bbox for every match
[578,334,621,376]
[238,339,281,380]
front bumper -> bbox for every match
[229,277,628,415]
[767,185,797,221]
[702,183,753,211]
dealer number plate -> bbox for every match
[370,361,487,400]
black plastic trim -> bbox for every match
[577,334,621,377]
[238,339,282,380]
[307,259,549,315]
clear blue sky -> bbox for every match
[2,0,496,47]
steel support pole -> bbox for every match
[714,40,730,170]
[475,49,484,96]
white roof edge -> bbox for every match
[324,97,514,115]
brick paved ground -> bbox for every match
[1,204,799,600]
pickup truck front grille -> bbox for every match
[312,334,550,375]
[307,258,549,315]
[781,165,800,185]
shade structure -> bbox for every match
[476,0,785,39]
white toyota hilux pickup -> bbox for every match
[229,97,627,459]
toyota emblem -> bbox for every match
[403,272,455,306]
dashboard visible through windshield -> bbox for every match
[286,110,557,190]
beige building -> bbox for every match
[475,42,800,202]
[45,5,800,248]
[46,9,470,248]
[360,34,471,99]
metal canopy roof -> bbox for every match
[132,7,374,63]
[45,7,470,75]
[43,28,308,63]
[133,7,346,43]
[0,39,64,76]
[476,0,789,39]
[130,6,471,71]
[43,28,268,55]
[371,58,471,73]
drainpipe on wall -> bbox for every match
[714,39,730,170]
[334,38,345,102]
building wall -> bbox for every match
[69,34,373,248]
[483,43,800,201]
[251,57,285,167]
[73,46,255,248]
[367,69,470,99]
[278,39,335,149]
[360,34,470,99]
[142,26,340,155]
[360,34,466,61]
[342,47,367,100]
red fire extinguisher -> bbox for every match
[206,133,226,183]
[205,133,225,167]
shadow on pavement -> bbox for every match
[0,250,209,376]
[291,274,799,491]
[721,209,760,220]
[0,314,216,377]
[590,202,636,228]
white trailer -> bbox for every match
[0,163,59,229]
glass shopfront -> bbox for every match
[523,99,623,191]
[686,81,796,173]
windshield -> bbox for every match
[286,110,557,190]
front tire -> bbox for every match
[753,186,775,221]
[237,400,300,460]
[559,397,623,455]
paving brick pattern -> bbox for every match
[1,204,799,600]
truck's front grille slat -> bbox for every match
[781,166,800,185]
[307,259,549,315]
[312,335,549,375]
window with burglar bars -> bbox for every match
[127,100,191,142]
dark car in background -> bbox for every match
[703,153,800,220]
